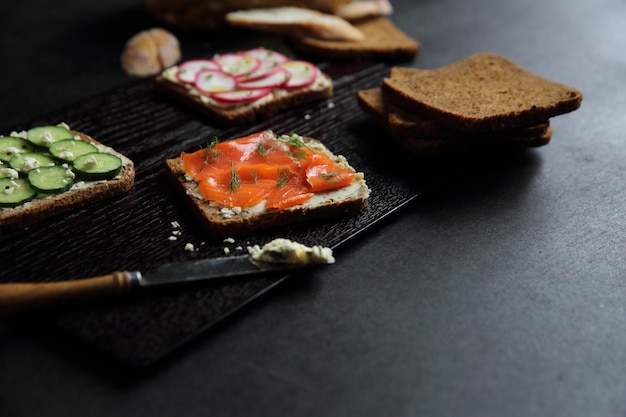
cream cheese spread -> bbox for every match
[248,238,335,265]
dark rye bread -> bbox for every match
[290,17,420,61]
[164,137,369,237]
[357,87,552,156]
[0,131,135,231]
[154,71,333,126]
[358,87,550,142]
[391,126,552,157]
[382,53,582,132]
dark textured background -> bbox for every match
[2,0,626,416]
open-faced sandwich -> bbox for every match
[0,123,135,230]
[165,130,369,236]
[155,47,334,125]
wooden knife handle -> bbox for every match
[0,271,139,317]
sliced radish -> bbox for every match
[238,68,290,90]
[176,59,221,84]
[244,47,289,65]
[280,61,318,89]
[211,88,272,103]
[194,69,237,94]
[214,53,260,78]
[240,59,282,82]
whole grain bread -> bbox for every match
[164,135,369,237]
[154,70,333,126]
[382,53,583,132]
[357,87,553,156]
[0,130,135,231]
[290,17,420,61]
[358,87,550,140]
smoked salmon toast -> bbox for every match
[165,130,369,236]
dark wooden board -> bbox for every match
[0,61,470,368]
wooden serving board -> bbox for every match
[0,61,469,368]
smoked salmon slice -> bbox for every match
[181,131,356,209]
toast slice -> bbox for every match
[0,127,135,230]
[225,6,365,41]
[382,53,582,132]
[165,131,369,237]
[290,17,420,61]
[155,48,334,126]
[357,87,552,156]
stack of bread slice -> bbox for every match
[357,53,583,156]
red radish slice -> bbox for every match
[280,61,319,89]
[214,53,260,78]
[244,47,289,65]
[194,69,236,94]
[240,59,281,82]
[211,88,272,103]
[238,68,290,90]
[176,59,221,84]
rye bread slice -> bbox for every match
[165,136,370,237]
[357,87,552,156]
[0,130,135,231]
[382,53,582,132]
[358,87,549,141]
[155,70,333,126]
[290,17,420,61]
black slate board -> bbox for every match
[0,61,470,368]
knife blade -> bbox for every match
[0,254,323,317]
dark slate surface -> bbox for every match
[1,0,625,416]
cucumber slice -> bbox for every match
[73,152,122,180]
[49,139,98,162]
[0,177,37,207]
[9,152,56,173]
[0,136,34,162]
[27,125,74,148]
[28,165,74,194]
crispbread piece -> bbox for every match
[165,136,369,237]
[382,53,582,132]
[357,87,553,156]
[142,0,354,30]
[334,0,393,21]
[154,71,333,126]
[0,130,135,230]
[290,17,420,61]
[226,7,365,41]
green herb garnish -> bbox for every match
[277,133,306,148]
[228,161,240,193]
[276,168,293,188]
[257,141,270,159]
[250,169,258,184]
[321,171,340,183]
[200,136,220,170]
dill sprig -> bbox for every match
[250,169,258,184]
[321,171,340,183]
[200,136,220,170]
[276,168,293,188]
[257,141,270,159]
[228,161,240,193]
[277,133,306,148]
